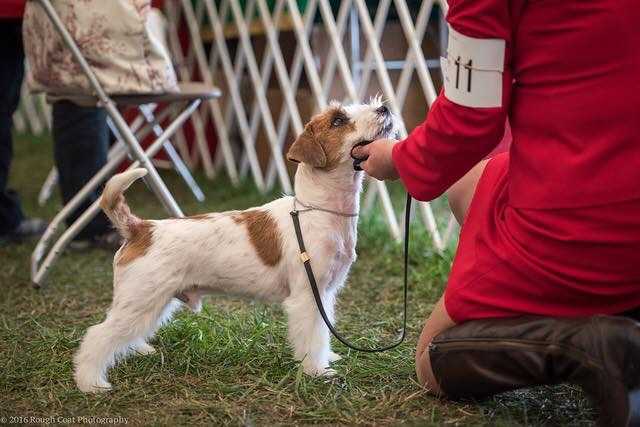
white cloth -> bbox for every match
[23,0,178,95]
[441,25,505,108]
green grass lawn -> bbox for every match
[0,133,595,425]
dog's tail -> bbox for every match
[99,168,148,240]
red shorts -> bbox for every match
[444,153,640,323]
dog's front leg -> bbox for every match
[283,282,336,377]
[325,263,354,364]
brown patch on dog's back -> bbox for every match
[116,221,154,266]
[232,210,283,267]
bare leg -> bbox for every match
[414,159,493,393]
[415,295,456,395]
[446,160,489,225]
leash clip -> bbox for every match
[290,209,309,263]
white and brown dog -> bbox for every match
[74,100,396,392]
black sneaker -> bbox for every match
[0,218,47,243]
[68,231,123,251]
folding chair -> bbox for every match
[29,0,221,287]
[36,103,206,206]
[34,6,207,207]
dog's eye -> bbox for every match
[331,116,346,127]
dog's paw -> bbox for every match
[302,361,336,377]
[134,342,156,355]
[328,351,342,363]
[75,376,112,393]
[320,368,337,377]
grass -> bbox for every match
[0,132,595,425]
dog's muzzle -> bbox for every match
[351,114,394,171]
[351,140,371,171]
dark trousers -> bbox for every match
[0,20,26,235]
[52,101,111,239]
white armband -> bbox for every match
[441,25,506,108]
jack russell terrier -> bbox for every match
[74,99,396,393]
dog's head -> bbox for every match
[286,98,396,170]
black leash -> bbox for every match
[289,194,411,353]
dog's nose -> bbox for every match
[375,105,389,116]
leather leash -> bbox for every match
[290,188,411,353]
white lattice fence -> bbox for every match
[14,0,456,249]
[170,0,456,250]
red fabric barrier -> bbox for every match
[0,0,26,18]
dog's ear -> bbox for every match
[286,129,327,168]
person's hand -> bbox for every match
[351,138,399,181]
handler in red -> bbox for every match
[353,0,640,424]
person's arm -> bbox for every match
[392,0,513,201]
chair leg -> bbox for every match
[34,0,185,218]
[107,104,175,154]
[160,141,205,201]
[37,167,58,206]
[138,104,205,202]
[104,102,184,218]
[31,145,129,282]
[32,100,201,287]
[37,139,128,207]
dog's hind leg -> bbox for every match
[131,339,156,355]
[73,282,177,393]
[129,299,182,356]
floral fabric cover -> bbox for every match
[23,0,178,95]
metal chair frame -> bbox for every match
[29,0,219,287]
[36,103,206,206]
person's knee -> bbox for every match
[415,296,456,395]
[415,333,446,395]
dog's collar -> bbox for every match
[292,196,358,218]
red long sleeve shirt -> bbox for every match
[393,0,640,209]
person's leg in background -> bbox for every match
[52,101,119,249]
[0,19,46,242]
